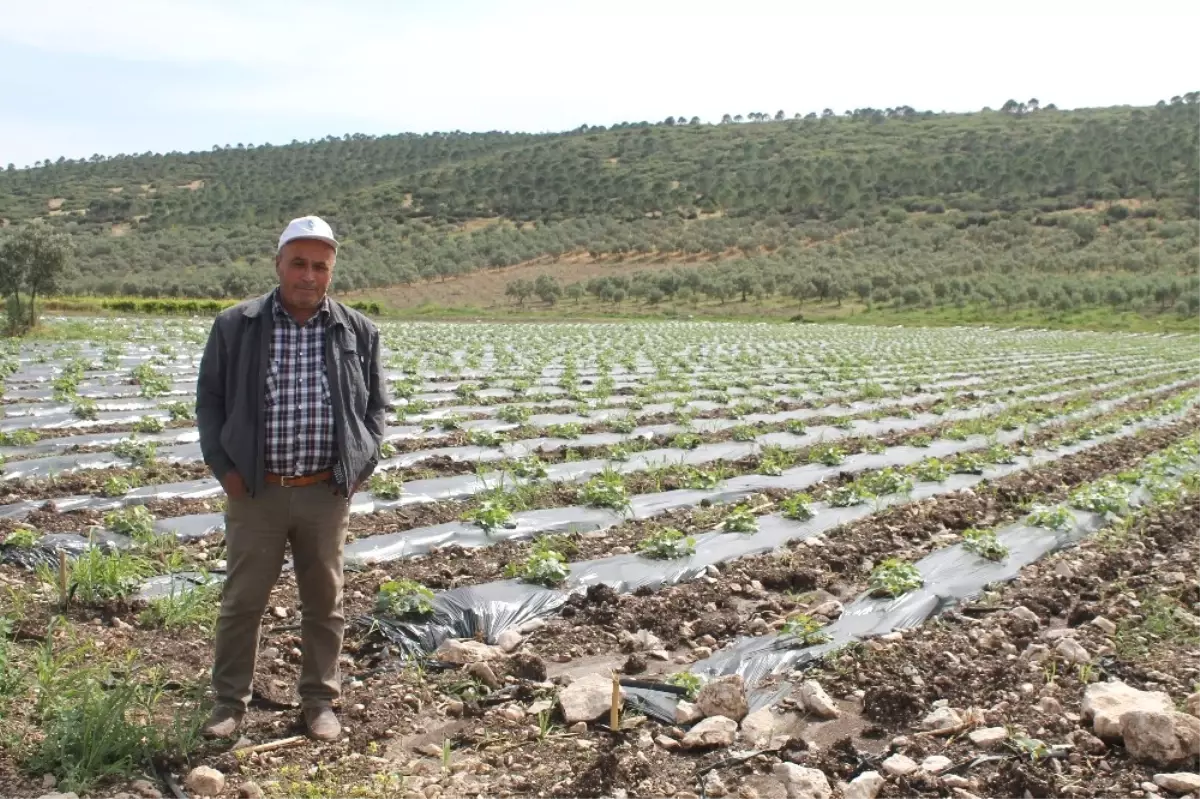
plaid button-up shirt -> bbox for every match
[264,291,338,476]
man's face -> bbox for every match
[275,239,335,311]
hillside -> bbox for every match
[1,97,1198,323]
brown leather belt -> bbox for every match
[265,469,334,487]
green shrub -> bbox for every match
[637,528,697,560]
[868,558,923,598]
[375,579,436,617]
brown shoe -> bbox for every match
[303,706,341,742]
[202,706,244,739]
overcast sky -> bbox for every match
[2,0,1196,167]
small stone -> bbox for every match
[130,777,162,796]
[692,646,713,659]
[434,638,504,664]
[527,699,552,716]
[466,661,502,689]
[809,600,843,619]
[111,617,133,631]
[570,721,588,734]
[1037,696,1064,715]
[185,766,225,797]
[1054,561,1074,579]
[879,632,903,642]
[260,646,280,660]
[921,755,953,774]
[559,673,624,724]
[921,706,963,731]
[271,606,288,619]
[739,707,777,747]
[841,770,884,799]
[239,782,264,799]
[1009,606,1040,624]
[1143,781,1162,794]
[1153,773,1200,794]
[1090,616,1117,635]
[968,726,1008,750]
[42,775,57,790]
[697,634,717,647]
[675,700,703,725]
[942,775,974,789]
[37,794,78,799]
[697,675,749,722]
[748,618,770,635]
[1056,638,1090,665]
[446,700,464,717]
[656,734,679,750]
[501,705,524,722]
[230,736,254,752]
[496,629,523,652]
[772,763,832,799]
[646,649,671,661]
[882,754,919,777]
[704,773,728,798]
[799,680,840,719]
[891,735,910,749]
[620,629,663,652]
[682,716,738,749]
[1071,729,1107,755]
[1185,692,1200,719]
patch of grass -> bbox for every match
[26,640,205,793]
[1114,593,1200,660]
[160,401,194,422]
[0,429,40,447]
[139,581,220,631]
[37,547,155,607]
[113,436,158,466]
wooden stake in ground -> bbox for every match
[610,670,620,731]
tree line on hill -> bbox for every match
[0,95,1195,322]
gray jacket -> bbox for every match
[197,290,388,497]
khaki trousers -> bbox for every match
[212,483,350,712]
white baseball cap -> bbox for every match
[277,215,338,253]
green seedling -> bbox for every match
[637,528,697,560]
[375,579,436,617]
[780,493,815,521]
[465,499,513,533]
[961,527,1010,561]
[1027,505,1073,531]
[780,613,831,646]
[504,540,570,586]
[368,471,405,499]
[720,505,758,533]
[868,558,923,598]
[666,672,703,701]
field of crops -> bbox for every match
[0,319,1198,799]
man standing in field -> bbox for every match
[196,215,388,741]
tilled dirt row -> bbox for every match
[781,494,1200,799]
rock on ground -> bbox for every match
[1122,710,1200,767]
[799,680,840,719]
[1186,692,1200,719]
[1055,637,1090,664]
[1082,680,1174,739]
[238,782,265,799]
[1153,773,1200,794]
[772,764,832,799]
[675,700,703,725]
[882,754,919,777]
[920,706,963,731]
[184,767,225,797]
[697,675,749,722]
[434,638,504,664]
[129,780,161,799]
[559,673,624,724]
[968,726,1008,750]
[921,755,954,775]
[496,629,523,652]
[739,707,777,747]
[840,771,884,799]
[682,716,738,749]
